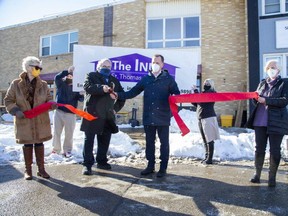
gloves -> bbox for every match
[15,111,25,119]
[51,103,58,110]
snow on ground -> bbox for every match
[1,110,287,165]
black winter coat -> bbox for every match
[117,70,180,126]
[192,89,217,120]
[80,72,125,134]
[246,77,288,135]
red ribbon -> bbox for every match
[169,92,259,136]
[23,101,97,121]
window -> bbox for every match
[40,31,78,56]
[263,54,288,78]
[263,0,288,15]
[147,17,200,48]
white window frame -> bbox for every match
[263,53,288,78]
[262,0,288,16]
[40,30,78,57]
[146,16,200,49]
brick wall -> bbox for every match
[0,0,248,124]
[201,0,248,118]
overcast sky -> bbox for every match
[0,0,124,28]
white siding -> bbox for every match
[146,0,200,18]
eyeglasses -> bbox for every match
[29,65,42,71]
[101,65,111,69]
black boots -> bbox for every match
[34,145,50,179]
[201,143,208,163]
[268,155,281,187]
[250,153,265,183]
[250,153,281,187]
[23,146,33,180]
[202,141,214,164]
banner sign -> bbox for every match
[73,45,200,93]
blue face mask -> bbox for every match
[99,68,111,77]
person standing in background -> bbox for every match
[52,66,84,158]
[192,79,220,165]
[246,60,288,187]
[4,56,57,180]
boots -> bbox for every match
[201,143,208,163]
[204,141,214,164]
[34,145,50,179]
[250,153,265,183]
[22,146,33,180]
[268,154,281,187]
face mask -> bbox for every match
[31,68,41,77]
[151,63,161,73]
[204,85,211,91]
[65,77,73,85]
[99,68,111,77]
[267,69,278,79]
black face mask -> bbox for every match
[65,77,73,85]
[203,85,211,91]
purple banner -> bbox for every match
[91,53,178,82]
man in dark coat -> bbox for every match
[52,66,84,157]
[80,58,125,175]
[112,54,180,177]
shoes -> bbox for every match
[250,174,260,183]
[97,163,112,170]
[156,169,167,178]
[51,150,58,154]
[140,167,155,175]
[203,159,213,165]
[82,166,92,175]
[63,152,72,158]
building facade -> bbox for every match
[258,0,288,79]
[0,0,248,125]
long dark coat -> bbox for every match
[80,72,125,134]
[246,77,288,135]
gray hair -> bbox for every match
[264,59,281,72]
[204,78,215,91]
[22,56,41,72]
[96,58,112,71]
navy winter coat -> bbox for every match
[246,77,288,135]
[117,70,180,126]
[54,70,84,113]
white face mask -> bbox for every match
[151,63,161,73]
[267,69,278,79]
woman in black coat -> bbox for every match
[80,58,125,175]
[192,79,220,164]
[246,60,288,187]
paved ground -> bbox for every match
[1,159,288,216]
[1,127,288,216]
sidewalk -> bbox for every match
[1,160,287,216]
